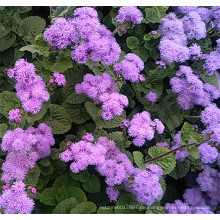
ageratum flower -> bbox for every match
[7,59,50,114]
[117,6,143,24]
[114,53,144,83]
[127,111,164,147]
[0,181,34,214]
[1,124,55,183]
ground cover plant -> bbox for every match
[0,6,220,214]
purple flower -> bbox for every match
[9,109,21,123]
[145,92,157,103]
[0,181,34,214]
[117,6,143,24]
[113,53,144,83]
[7,59,50,114]
[127,111,164,147]
[106,187,119,202]
[165,200,192,214]
[198,143,218,164]
[53,72,66,86]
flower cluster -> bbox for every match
[113,53,144,83]
[50,72,66,86]
[145,92,157,103]
[198,143,218,164]
[8,109,22,123]
[117,6,143,24]
[60,135,163,206]
[43,18,78,50]
[75,73,128,120]
[170,65,220,110]
[44,7,121,65]
[127,111,164,147]
[182,11,206,40]
[201,104,220,145]
[99,93,129,120]
[75,73,117,104]
[158,13,190,63]
[7,59,50,114]
[0,181,34,214]
[1,123,55,183]
[196,166,220,209]
[127,164,163,206]
[158,7,209,64]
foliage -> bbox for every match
[0,6,220,215]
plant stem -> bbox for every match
[112,29,117,36]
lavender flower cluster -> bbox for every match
[117,6,143,24]
[127,111,165,147]
[8,109,22,123]
[170,65,220,110]
[160,7,220,75]
[1,123,55,183]
[166,165,220,214]
[60,135,163,206]
[7,59,50,114]
[158,7,207,64]
[113,53,145,83]
[75,73,128,120]
[50,72,66,86]
[0,123,54,214]
[0,181,35,214]
[44,7,121,65]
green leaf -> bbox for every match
[39,158,50,167]
[26,105,47,125]
[65,92,86,104]
[53,173,80,190]
[53,197,79,214]
[21,16,46,42]
[51,6,76,20]
[0,91,20,117]
[0,123,7,138]
[70,170,90,183]
[85,101,102,121]
[40,187,57,206]
[0,33,16,51]
[40,163,54,176]
[148,146,176,174]
[181,122,203,145]
[187,146,200,159]
[109,131,131,150]
[19,45,41,54]
[63,102,90,124]
[200,72,219,89]
[0,23,10,38]
[82,174,101,193]
[24,165,40,187]
[170,160,191,180]
[42,50,73,72]
[132,47,149,62]
[33,34,51,57]
[70,201,97,214]
[144,7,169,24]
[126,36,139,49]
[55,186,87,204]
[16,6,32,13]
[42,104,71,134]
[133,151,145,170]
